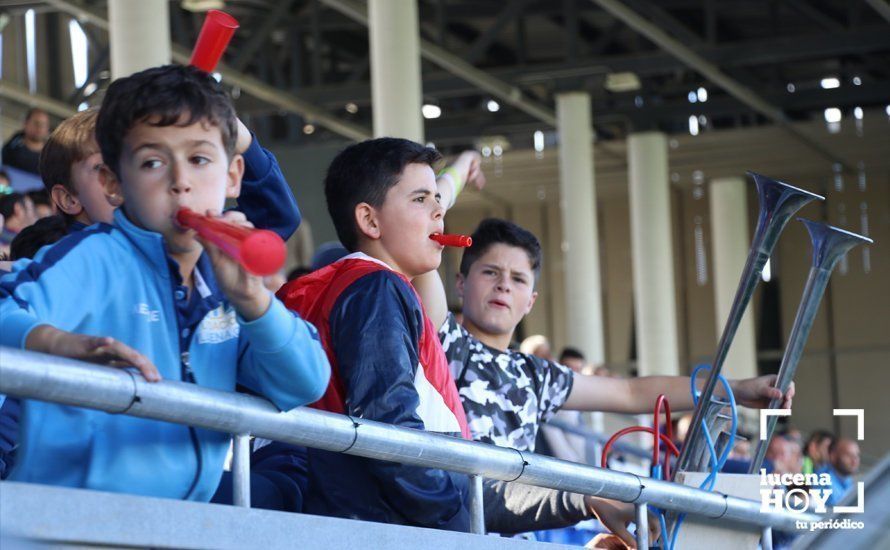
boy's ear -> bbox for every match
[354,202,381,241]
[522,289,539,316]
[225,154,244,199]
[455,272,466,299]
[50,184,83,216]
[99,166,124,208]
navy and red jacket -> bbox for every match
[275,252,471,531]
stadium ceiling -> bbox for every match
[4,0,890,154]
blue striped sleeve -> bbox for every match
[0,227,111,348]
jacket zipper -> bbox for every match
[180,348,204,500]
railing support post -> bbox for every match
[468,474,485,534]
[761,526,773,550]
[635,502,649,549]
[232,434,251,508]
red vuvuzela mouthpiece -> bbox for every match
[176,208,286,276]
[189,10,239,73]
[430,233,473,247]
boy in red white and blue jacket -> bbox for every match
[276,138,470,531]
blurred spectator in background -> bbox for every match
[802,430,834,475]
[540,347,591,464]
[9,215,67,261]
[818,438,860,506]
[309,241,348,271]
[729,437,752,461]
[675,414,692,447]
[765,434,802,475]
[27,190,56,219]
[2,108,50,174]
[0,193,37,256]
[263,268,288,294]
[588,365,614,378]
[559,347,586,374]
[520,334,553,361]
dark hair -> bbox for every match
[0,193,26,218]
[27,190,52,208]
[95,64,237,178]
[324,138,441,251]
[286,266,312,281]
[10,215,68,260]
[39,108,100,194]
[459,218,542,281]
[559,347,586,363]
[827,436,854,455]
[805,430,834,453]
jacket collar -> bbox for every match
[111,209,224,306]
[113,208,172,278]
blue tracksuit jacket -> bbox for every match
[0,207,329,501]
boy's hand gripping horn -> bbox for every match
[176,208,286,276]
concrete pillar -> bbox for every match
[368,0,423,142]
[627,132,680,376]
[709,177,759,380]
[108,0,170,79]
[556,92,605,366]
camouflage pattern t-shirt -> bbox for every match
[439,313,574,452]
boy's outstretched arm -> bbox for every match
[562,370,795,414]
[231,118,302,241]
[414,150,485,330]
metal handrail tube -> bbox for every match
[749,220,872,473]
[676,173,822,476]
[0,348,819,531]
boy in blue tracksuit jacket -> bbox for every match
[0,64,329,501]
[0,94,302,481]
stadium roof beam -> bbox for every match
[320,0,558,127]
[42,0,371,141]
[463,0,531,65]
[865,0,890,23]
[589,0,854,172]
[229,0,300,72]
[0,81,77,119]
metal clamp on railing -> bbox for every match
[0,347,820,543]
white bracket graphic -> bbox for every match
[759,409,791,440]
[834,482,865,514]
[833,409,865,440]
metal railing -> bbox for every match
[0,348,820,547]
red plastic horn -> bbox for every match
[189,10,239,73]
[430,234,473,248]
[176,208,286,276]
